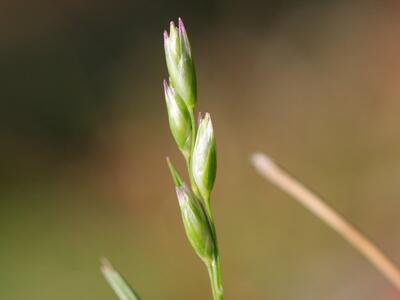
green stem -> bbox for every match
[206,204,223,300]
[189,108,196,153]
[202,198,213,221]
[207,255,224,300]
[187,109,201,198]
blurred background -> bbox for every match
[1,0,400,299]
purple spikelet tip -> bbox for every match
[178,17,185,30]
[179,18,188,37]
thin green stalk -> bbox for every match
[187,109,200,198]
[189,108,196,151]
[206,203,223,300]
[203,195,216,237]
[202,196,213,221]
[207,255,224,300]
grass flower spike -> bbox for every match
[163,18,224,300]
[102,18,223,300]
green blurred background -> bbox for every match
[1,0,400,299]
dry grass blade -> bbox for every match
[251,152,400,291]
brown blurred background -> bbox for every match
[1,0,400,299]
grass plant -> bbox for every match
[101,18,224,300]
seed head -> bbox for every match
[164,18,197,109]
[191,113,217,201]
[164,80,192,160]
[176,184,215,263]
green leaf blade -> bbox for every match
[101,259,141,300]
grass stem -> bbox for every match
[207,255,224,300]
[251,152,400,291]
